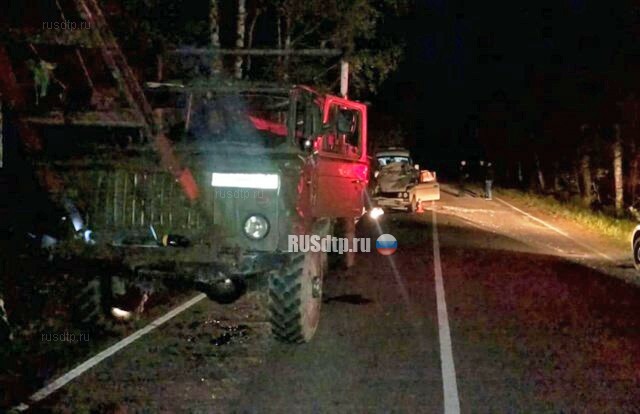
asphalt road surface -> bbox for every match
[19,188,640,413]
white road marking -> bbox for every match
[494,197,614,262]
[13,293,207,411]
[431,209,461,414]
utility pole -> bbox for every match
[340,60,349,98]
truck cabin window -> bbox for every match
[293,95,320,149]
[323,105,361,158]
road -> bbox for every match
[19,188,640,413]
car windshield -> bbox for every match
[377,156,411,166]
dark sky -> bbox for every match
[375,0,639,168]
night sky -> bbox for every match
[375,0,639,173]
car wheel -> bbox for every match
[409,196,417,213]
[269,249,326,343]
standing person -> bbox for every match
[458,160,467,197]
[485,161,495,200]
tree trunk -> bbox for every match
[553,161,561,193]
[613,124,624,215]
[580,153,592,206]
[246,9,261,74]
[283,17,291,82]
[234,0,247,80]
[209,0,221,75]
[630,137,639,206]
[156,54,163,82]
[535,153,545,192]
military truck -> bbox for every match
[87,87,368,343]
[0,1,369,344]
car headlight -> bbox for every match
[243,215,270,240]
[397,192,403,198]
[369,207,384,220]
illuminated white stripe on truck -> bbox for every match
[211,173,279,190]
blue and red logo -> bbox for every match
[376,234,397,255]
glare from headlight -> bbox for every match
[211,173,279,190]
[111,307,132,321]
[369,207,384,220]
[243,215,270,239]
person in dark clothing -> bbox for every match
[458,160,468,197]
[484,162,495,200]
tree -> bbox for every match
[578,124,594,206]
[272,0,409,95]
[234,0,247,79]
[117,0,407,97]
[613,124,624,215]
[210,0,222,74]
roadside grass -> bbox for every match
[497,188,638,242]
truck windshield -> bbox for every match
[187,94,289,146]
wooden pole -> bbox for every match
[340,60,349,98]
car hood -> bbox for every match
[377,163,415,192]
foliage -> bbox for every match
[26,59,57,104]
[274,0,409,95]
[116,0,409,96]
[119,0,209,49]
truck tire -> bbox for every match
[269,249,326,343]
[634,238,640,271]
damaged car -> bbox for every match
[371,148,440,212]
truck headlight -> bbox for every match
[243,215,270,240]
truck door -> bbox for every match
[312,96,369,218]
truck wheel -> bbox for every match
[633,238,640,271]
[269,250,326,343]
